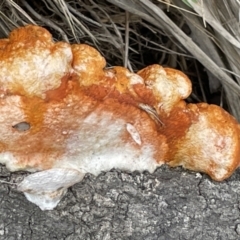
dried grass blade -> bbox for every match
[186,0,240,49]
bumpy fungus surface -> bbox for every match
[0,25,239,210]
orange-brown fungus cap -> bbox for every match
[163,103,240,181]
[0,25,73,98]
[0,25,239,182]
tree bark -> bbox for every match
[0,165,240,239]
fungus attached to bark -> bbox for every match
[0,25,239,210]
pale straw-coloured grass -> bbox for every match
[1,0,240,120]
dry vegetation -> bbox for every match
[1,0,240,120]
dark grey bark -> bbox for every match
[0,165,240,240]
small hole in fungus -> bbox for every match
[12,122,31,132]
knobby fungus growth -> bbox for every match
[0,25,239,210]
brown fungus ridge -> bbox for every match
[132,84,157,107]
[159,101,197,160]
[76,65,154,108]
[71,45,156,108]
[44,73,81,102]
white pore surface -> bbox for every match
[1,101,160,210]
[23,189,67,211]
[15,110,160,210]
[18,168,85,210]
[54,111,159,176]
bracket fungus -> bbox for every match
[0,25,239,210]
